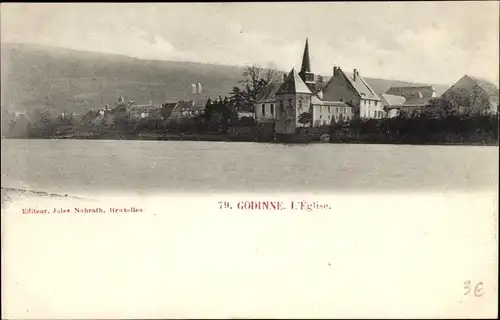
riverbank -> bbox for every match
[5,132,498,146]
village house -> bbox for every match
[167,81,208,121]
[321,67,383,119]
[383,85,437,115]
[310,96,352,127]
[255,38,355,133]
[127,101,163,121]
[380,93,406,118]
[441,75,499,114]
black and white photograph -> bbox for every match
[1,2,498,318]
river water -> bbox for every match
[1,139,498,197]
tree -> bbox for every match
[229,65,281,111]
[298,111,312,127]
[29,109,56,137]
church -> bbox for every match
[254,38,384,134]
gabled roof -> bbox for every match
[256,83,281,102]
[323,68,380,101]
[403,96,434,107]
[276,68,312,95]
[321,101,350,107]
[127,104,160,113]
[315,79,328,93]
[342,71,381,101]
[386,86,435,99]
[467,75,499,97]
[381,94,406,108]
[311,95,323,105]
[173,97,208,111]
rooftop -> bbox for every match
[466,75,499,97]
[381,93,406,108]
[342,70,381,101]
[276,68,312,95]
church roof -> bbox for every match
[255,83,281,102]
[276,68,312,95]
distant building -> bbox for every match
[441,75,499,114]
[127,102,163,120]
[192,81,203,95]
[168,99,207,120]
[383,85,438,115]
[167,82,208,120]
[380,93,406,118]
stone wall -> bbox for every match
[275,93,311,134]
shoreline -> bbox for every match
[2,134,498,147]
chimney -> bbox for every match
[191,83,197,94]
[197,82,203,95]
[353,69,357,81]
[317,90,323,100]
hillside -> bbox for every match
[1,43,450,114]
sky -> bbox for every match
[1,2,499,85]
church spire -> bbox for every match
[300,38,311,73]
[298,38,315,92]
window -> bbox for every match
[320,115,322,119]
[270,104,274,115]
[261,104,265,116]
[280,100,284,112]
[340,97,343,102]
[329,106,332,113]
[299,100,302,110]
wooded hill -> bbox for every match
[1,43,450,114]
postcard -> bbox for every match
[1,2,498,319]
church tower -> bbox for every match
[298,38,315,93]
[275,68,312,135]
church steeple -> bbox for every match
[301,38,311,73]
[298,38,315,92]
